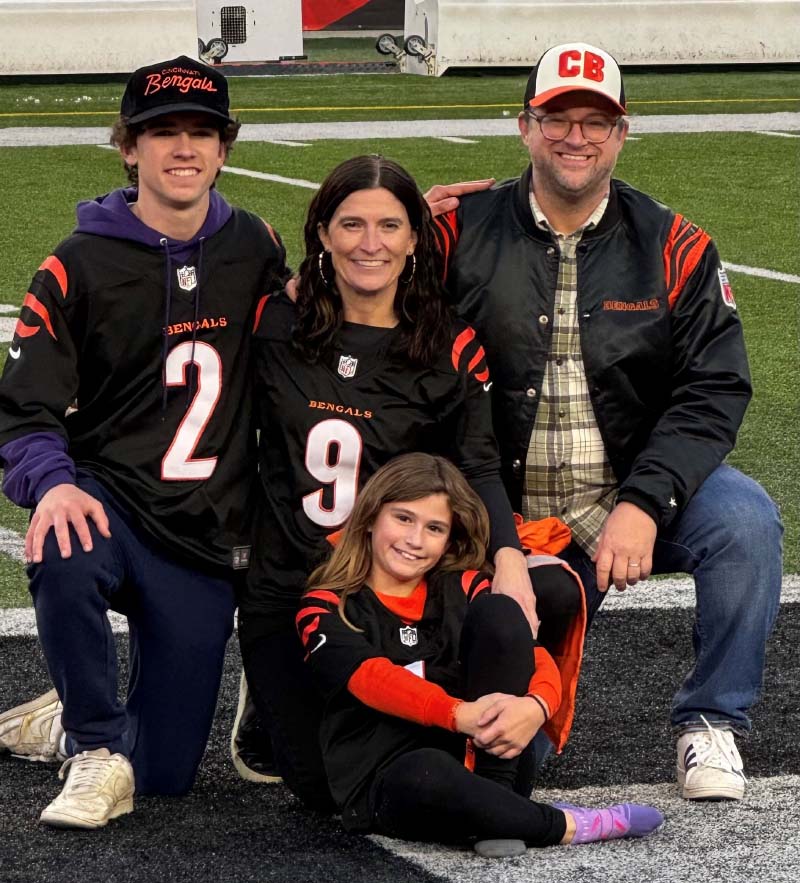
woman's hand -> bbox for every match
[491,547,539,637]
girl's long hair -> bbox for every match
[293,154,452,367]
[307,453,490,628]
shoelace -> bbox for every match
[58,752,116,793]
[692,716,746,778]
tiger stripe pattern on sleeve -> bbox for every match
[663,214,711,310]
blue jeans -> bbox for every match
[28,472,237,795]
[560,465,783,736]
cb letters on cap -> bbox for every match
[558,49,606,83]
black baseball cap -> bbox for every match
[120,55,235,125]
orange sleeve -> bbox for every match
[347,657,462,731]
[527,646,562,719]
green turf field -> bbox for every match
[0,69,797,606]
[1,67,798,126]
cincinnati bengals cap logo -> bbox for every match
[121,55,233,125]
[524,42,626,114]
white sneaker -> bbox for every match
[0,689,65,762]
[676,717,746,800]
[40,748,134,829]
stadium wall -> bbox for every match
[402,0,800,75]
[0,0,198,75]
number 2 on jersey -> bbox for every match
[302,418,362,527]
[161,341,222,481]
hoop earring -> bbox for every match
[318,250,332,287]
[399,253,416,285]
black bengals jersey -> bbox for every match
[243,293,517,616]
[297,569,560,831]
[0,209,289,570]
[297,570,490,829]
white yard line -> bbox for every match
[2,112,799,147]
[0,527,24,562]
[725,263,800,285]
[0,608,128,637]
[222,165,319,189]
[2,575,798,636]
[261,139,312,147]
[756,130,800,138]
[602,573,800,611]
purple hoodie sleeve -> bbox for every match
[0,432,76,509]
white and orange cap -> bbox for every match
[524,43,626,114]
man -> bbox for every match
[428,42,782,800]
[0,56,288,828]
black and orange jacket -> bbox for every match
[241,294,518,617]
[435,170,752,529]
[296,569,563,830]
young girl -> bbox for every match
[296,452,663,853]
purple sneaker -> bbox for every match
[554,802,664,844]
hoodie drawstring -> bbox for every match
[160,237,172,415]
[187,238,204,406]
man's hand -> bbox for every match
[491,547,539,637]
[472,695,547,759]
[423,179,495,217]
[592,501,657,592]
[26,484,111,564]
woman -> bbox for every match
[297,453,663,854]
[238,156,581,811]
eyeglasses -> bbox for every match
[528,113,621,144]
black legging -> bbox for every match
[372,747,566,847]
[364,592,567,847]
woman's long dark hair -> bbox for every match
[293,155,452,367]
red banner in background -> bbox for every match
[302,0,372,31]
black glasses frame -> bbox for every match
[528,113,622,144]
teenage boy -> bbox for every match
[0,55,288,828]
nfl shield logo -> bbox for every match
[399,626,418,647]
[338,354,358,379]
[177,266,197,292]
